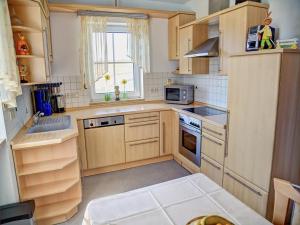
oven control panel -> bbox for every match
[179,114,201,129]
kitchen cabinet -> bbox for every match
[179,24,209,74]
[223,168,268,216]
[160,111,174,156]
[201,131,225,165]
[85,125,125,169]
[226,50,300,218]
[125,111,159,123]
[126,138,160,162]
[168,13,195,60]
[219,4,268,74]
[201,154,223,186]
[125,120,160,142]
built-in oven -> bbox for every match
[179,114,202,166]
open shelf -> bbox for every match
[18,157,77,176]
[12,25,42,33]
[35,198,81,220]
[22,179,79,201]
[21,82,48,86]
[16,55,44,59]
[8,0,39,7]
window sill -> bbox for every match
[89,98,146,107]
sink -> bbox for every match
[27,115,71,134]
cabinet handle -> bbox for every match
[202,157,221,170]
[162,122,166,153]
[203,127,223,136]
[128,115,158,120]
[202,134,223,146]
[175,26,178,57]
[128,122,158,128]
[130,139,158,147]
[225,172,262,197]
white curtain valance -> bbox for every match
[0,1,21,108]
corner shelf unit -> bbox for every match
[13,138,82,225]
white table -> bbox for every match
[83,173,272,225]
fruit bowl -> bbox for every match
[186,215,234,225]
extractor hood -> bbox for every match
[184,37,219,58]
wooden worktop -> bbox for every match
[11,102,227,150]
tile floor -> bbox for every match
[61,160,190,225]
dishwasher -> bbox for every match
[83,115,125,169]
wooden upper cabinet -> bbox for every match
[219,5,268,74]
[168,13,195,60]
[179,24,209,74]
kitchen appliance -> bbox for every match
[179,113,202,166]
[184,37,219,58]
[182,106,226,117]
[83,115,124,129]
[164,84,194,105]
[246,25,261,51]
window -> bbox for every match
[90,24,142,101]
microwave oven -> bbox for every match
[164,84,194,104]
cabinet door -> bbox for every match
[168,16,179,60]
[160,111,173,156]
[219,6,268,74]
[226,54,281,191]
[201,154,223,186]
[201,132,225,165]
[125,120,159,142]
[85,125,125,169]
[126,138,160,162]
[179,26,193,74]
[223,168,268,216]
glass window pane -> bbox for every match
[107,33,113,62]
[113,33,132,62]
[95,64,114,94]
[115,63,134,92]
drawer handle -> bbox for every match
[203,127,223,136]
[128,115,158,120]
[202,135,223,146]
[128,122,158,128]
[225,172,262,197]
[130,140,158,147]
[201,157,221,170]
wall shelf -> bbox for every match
[22,178,79,201]
[8,0,39,7]
[21,82,48,86]
[16,55,44,59]
[18,157,77,176]
[12,25,42,33]
[35,197,81,220]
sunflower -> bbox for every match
[121,79,127,85]
[103,72,111,81]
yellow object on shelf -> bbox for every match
[187,215,234,225]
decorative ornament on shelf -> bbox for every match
[10,8,23,26]
[114,86,120,101]
[258,11,276,49]
[16,32,30,55]
[18,63,29,83]
[121,79,128,99]
[103,72,111,101]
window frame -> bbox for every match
[90,23,142,102]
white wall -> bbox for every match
[0,86,33,205]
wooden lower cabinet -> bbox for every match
[223,168,268,216]
[201,154,223,186]
[126,138,160,162]
[201,132,225,165]
[125,120,159,142]
[160,111,174,156]
[85,125,125,169]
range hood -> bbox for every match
[184,37,219,58]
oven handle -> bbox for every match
[180,122,201,134]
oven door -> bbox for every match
[165,88,181,102]
[179,122,201,166]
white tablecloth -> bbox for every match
[83,173,272,225]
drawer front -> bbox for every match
[126,138,160,162]
[223,168,268,217]
[201,154,223,186]
[201,132,225,165]
[125,112,159,124]
[202,121,226,141]
[125,120,159,142]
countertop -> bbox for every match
[11,102,227,150]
